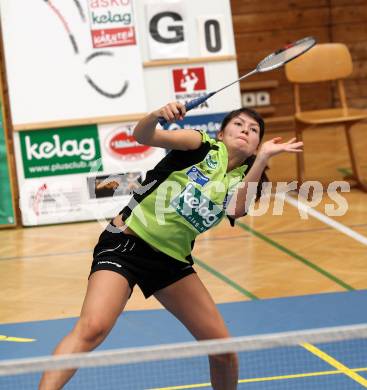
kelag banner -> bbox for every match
[19,125,102,179]
[14,122,165,226]
[0,98,15,225]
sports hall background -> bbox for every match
[0,1,367,389]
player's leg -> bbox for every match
[39,270,131,390]
[154,273,238,390]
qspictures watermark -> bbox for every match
[240,180,350,219]
[18,153,351,227]
[85,170,351,233]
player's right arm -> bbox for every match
[133,102,202,151]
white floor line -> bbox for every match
[278,193,367,246]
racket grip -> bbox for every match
[158,116,169,126]
[157,93,214,126]
[185,93,212,111]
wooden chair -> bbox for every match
[285,43,367,191]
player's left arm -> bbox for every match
[226,137,303,219]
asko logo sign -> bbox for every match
[87,0,136,48]
[172,67,206,93]
[105,124,153,160]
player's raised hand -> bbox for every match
[258,137,303,159]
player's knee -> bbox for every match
[75,316,111,344]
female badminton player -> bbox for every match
[39,101,303,390]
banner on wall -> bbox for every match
[145,0,188,60]
[0,0,147,127]
[163,112,227,139]
[14,123,165,226]
[143,61,241,114]
[171,66,210,110]
[87,0,137,48]
[19,125,102,179]
[0,99,15,226]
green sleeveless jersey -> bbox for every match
[120,131,248,263]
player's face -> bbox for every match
[218,114,261,156]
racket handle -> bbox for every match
[158,93,215,126]
[158,116,170,126]
[185,93,214,111]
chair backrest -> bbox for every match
[285,43,353,83]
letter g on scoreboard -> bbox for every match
[145,2,188,59]
[149,12,184,44]
[145,1,229,60]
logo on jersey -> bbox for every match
[186,166,209,187]
[171,183,223,233]
[205,153,218,169]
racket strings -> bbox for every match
[258,37,316,72]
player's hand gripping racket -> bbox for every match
[158,36,316,126]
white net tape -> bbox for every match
[1,324,367,375]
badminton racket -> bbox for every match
[158,36,316,125]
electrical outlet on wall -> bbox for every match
[242,93,256,107]
[256,91,270,106]
[242,91,271,107]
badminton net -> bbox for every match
[1,323,367,389]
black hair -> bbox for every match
[219,107,268,202]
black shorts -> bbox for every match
[90,224,196,298]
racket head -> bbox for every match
[257,36,316,73]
